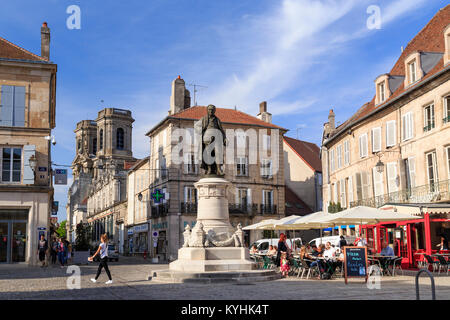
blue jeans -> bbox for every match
[57,252,66,266]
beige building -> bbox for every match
[0,23,57,264]
[67,108,136,253]
[321,6,450,237]
[283,136,322,212]
[126,157,151,255]
[145,77,287,261]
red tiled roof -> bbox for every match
[0,36,47,62]
[285,186,313,216]
[170,106,286,130]
[329,5,450,141]
[124,160,138,170]
[284,136,322,172]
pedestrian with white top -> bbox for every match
[89,234,113,284]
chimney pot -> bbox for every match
[41,22,50,60]
[259,101,267,113]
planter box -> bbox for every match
[72,250,91,265]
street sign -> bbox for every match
[54,169,68,185]
[152,231,159,238]
[52,201,59,215]
[151,189,165,204]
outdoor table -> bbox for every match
[369,255,396,275]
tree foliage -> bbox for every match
[75,223,92,251]
[56,220,67,239]
[328,202,343,213]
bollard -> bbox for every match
[415,269,436,300]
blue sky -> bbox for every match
[0,0,446,221]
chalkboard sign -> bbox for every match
[344,246,368,284]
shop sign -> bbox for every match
[152,222,168,230]
[127,229,134,236]
[134,224,148,233]
[183,221,196,229]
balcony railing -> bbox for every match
[229,203,259,215]
[350,179,450,208]
[181,202,198,214]
[260,204,277,215]
[423,123,435,132]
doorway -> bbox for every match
[0,221,27,263]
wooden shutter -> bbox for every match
[344,141,350,165]
[386,121,396,147]
[13,86,26,127]
[387,162,399,193]
[372,128,381,152]
[247,188,252,207]
[0,85,14,126]
[348,176,354,204]
[372,168,384,197]
[362,171,372,199]
[330,149,335,172]
[337,145,342,168]
[23,145,35,184]
[356,173,362,201]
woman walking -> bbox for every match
[37,234,48,267]
[89,234,113,284]
[57,238,68,268]
[275,233,290,267]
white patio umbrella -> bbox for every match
[311,206,420,226]
[242,219,279,231]
[273,211,329,230]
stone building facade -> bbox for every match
[0,23,57,265]
[144,77,287,261]
[321,6,450,215]
[67,108,136,251]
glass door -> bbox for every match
[11,222,26,262]
[0,223,8,263]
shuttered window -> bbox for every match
[372,167,384,197]
[426,151,438,191]
[446,147,450,178]
[344,140,350,166]
[1,147,22,183]
[405,157,416,190]
[386,120,396,147]
[0,85,26,127]
[330,149,335,172]
[337,145,342,169]
[355,173,363,201]
[371,127,381,153]
[359,134,368,158]
[423,104,435,132]
[236,156,248,176]
[386,162,399,194]
[348,176,354,204]
[362,171,372,200]
[402,112,414,141]
[184,186,197,203]
[340,179,346,208]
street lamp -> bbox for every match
[29,154,38,173]
[375,159,384,174]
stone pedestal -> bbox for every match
[152,176,278,283]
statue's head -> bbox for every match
[207,104,216,117]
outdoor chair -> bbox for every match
[423,254,439,273]
[299,259,315,279]
[391,257,403,276]
[435,255,450,275]
[289,257,301,276]
[262,255,275,269]
[252,255,264,269]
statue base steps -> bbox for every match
[168,247,255,272]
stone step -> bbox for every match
[151,269,281,283]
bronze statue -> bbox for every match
[200,104,226,176]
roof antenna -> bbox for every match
[187,83,208,106]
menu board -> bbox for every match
[344,246,368,284]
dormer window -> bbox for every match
[444,24,450,65]
[404,52,422,87]
[378,81,386,103]
[375,75,390,105]
[408,60,417,84]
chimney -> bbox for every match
[170,76,190,115]
[41,22,50,60]
[257,101,272,123]
[328,109,335,129]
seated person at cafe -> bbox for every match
[323,242,336,260]
[309,244,324,268]
[250,244,259,254]
[380,241,395,257]
[267,245,277,256]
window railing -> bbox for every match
[423,123,435,132]
[181,202,197,214]
[229,203,258,215]
[260,204,277,215]
[350,179,450,208]
[443,116,450,124]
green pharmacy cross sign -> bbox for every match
[151,189,165,204]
